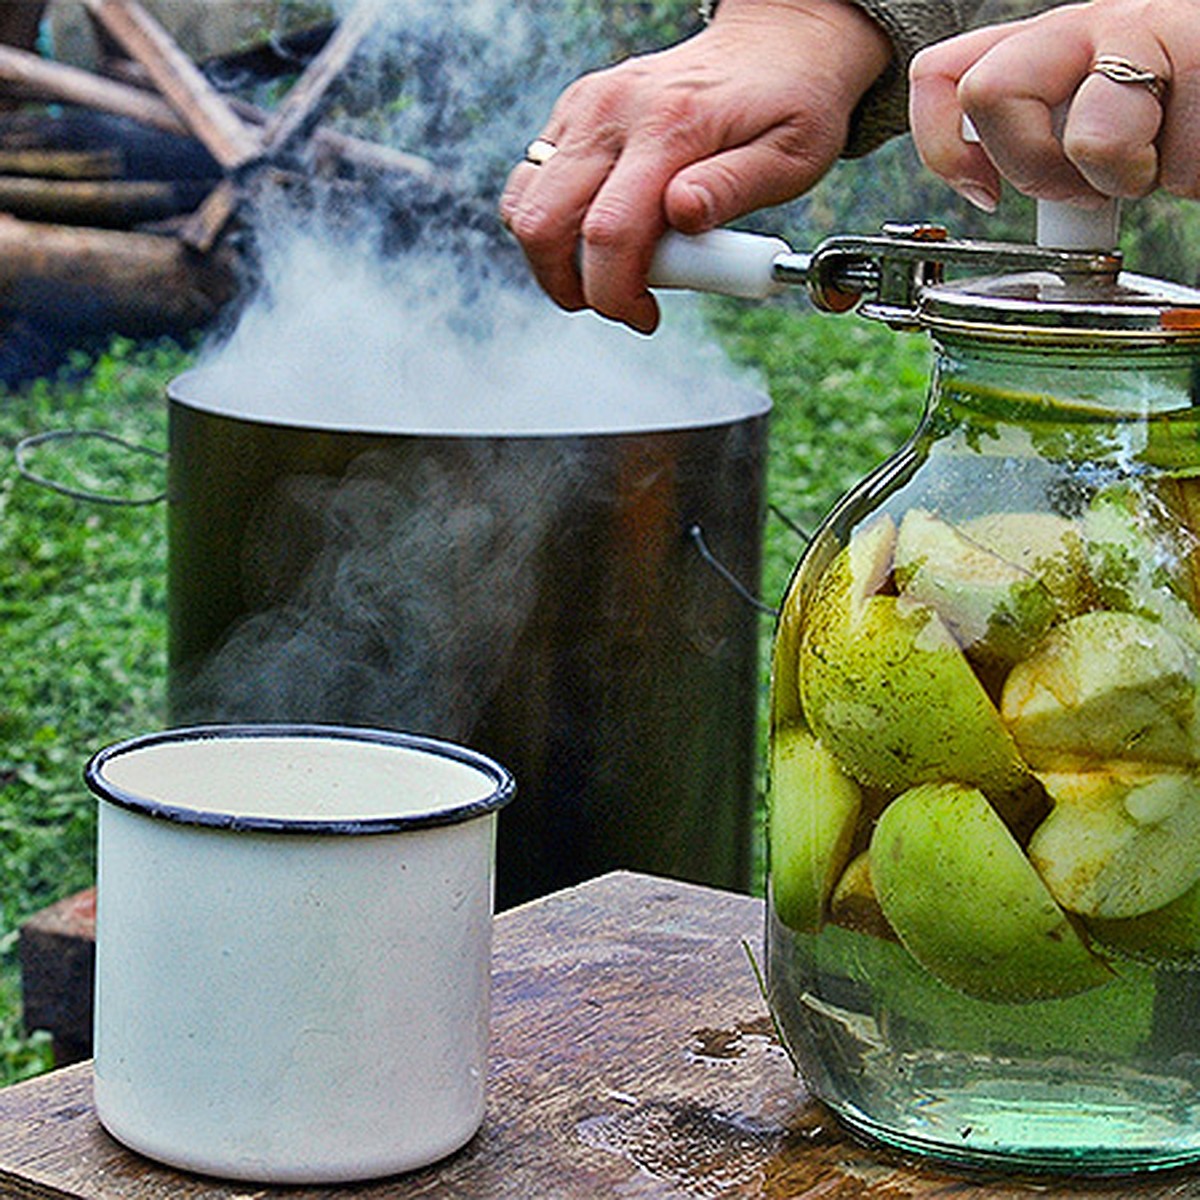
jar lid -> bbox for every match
[917,268,1200,345]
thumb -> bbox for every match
[664,139,841,233]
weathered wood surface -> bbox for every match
[2,871,1196,1199]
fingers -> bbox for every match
[910,24,1024,210]
[910,2,1182,209]
[499,65,699,334]
[499,0,890,334]
[1063,68,1163,198]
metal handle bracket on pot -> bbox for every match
[648,225,1123,328]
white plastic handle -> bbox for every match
[960,113,1120,251]
[646,228,790,299]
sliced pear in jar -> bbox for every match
[1029,768,1200,919]
[800,588,1028,796]
[894,508,1060,671]
[1001,610,1200,770]
[870,781,1112,1003]
[775,514,896,728]
[1084,483,1200,655]
[829,850,897,942]
[962,510,1093,620]
[768,726,862,933]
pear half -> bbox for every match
[1002,610,1200,770]
[800,589,1027,795]
[871,781,1111,1002]
[894,508,1059,670]
[774,515,896,726]
[962,510,1093,620]
[769,726,862,933]
[1029,768,1200,919]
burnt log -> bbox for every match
[82,0,261,171]
[0,147,121,179]
[0,42,190,137]
[0,175,211,227]
[0,214,239,335]
[0,0,45,112]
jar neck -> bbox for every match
[930,336,1200,422]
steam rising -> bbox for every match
[196,231,762,435]
[174,0,768,758]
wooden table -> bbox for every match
[1,870,1198,1198]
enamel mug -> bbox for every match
[87,724,514,1184]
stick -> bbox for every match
[81,0,261,171]
[0,43,189,137]
[260,0,387,157]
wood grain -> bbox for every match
[0,873,1197,1198]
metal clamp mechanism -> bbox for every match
[776,223,1123,329]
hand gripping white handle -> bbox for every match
[960,113,1120,252]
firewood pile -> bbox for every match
[0,0,444,370]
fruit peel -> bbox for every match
[870,781,1112,1003]
[800,590,1028,795]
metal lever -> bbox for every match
[647,225,1123,328]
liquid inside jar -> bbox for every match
[766,369,1200,1173]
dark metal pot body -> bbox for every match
[167,370,768,908]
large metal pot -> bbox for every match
[167,365,768,908]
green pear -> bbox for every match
[894,508,1059,670]
[870,781,1112,1002]
[1086,877,1200,967]
[800,589,1028,796]
[1084,484,1200,654]
[769,726,862,933]
[1029,768,1200,919]
[774,514,896,727]
[1001,610,1200,770]
[829,850,897,941]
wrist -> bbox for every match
[707,0,892,98]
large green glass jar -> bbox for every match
[766,256,1200,1172]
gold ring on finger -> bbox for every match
[1089,55,1169,103]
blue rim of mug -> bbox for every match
[84,723,516,836]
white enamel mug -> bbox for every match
[86,724,514,1184]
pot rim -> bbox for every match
[85,722,515,835]
[167,368,772,439]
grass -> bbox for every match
[0,308,929,1086]
[0,336,187,1085]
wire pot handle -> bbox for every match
[688,507,813,619]
[687,523,778,617]
[14,429,167,507]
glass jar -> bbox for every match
[766,260,1200,1173]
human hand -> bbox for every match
[910,0,1200,213]
[499,0,890,333]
